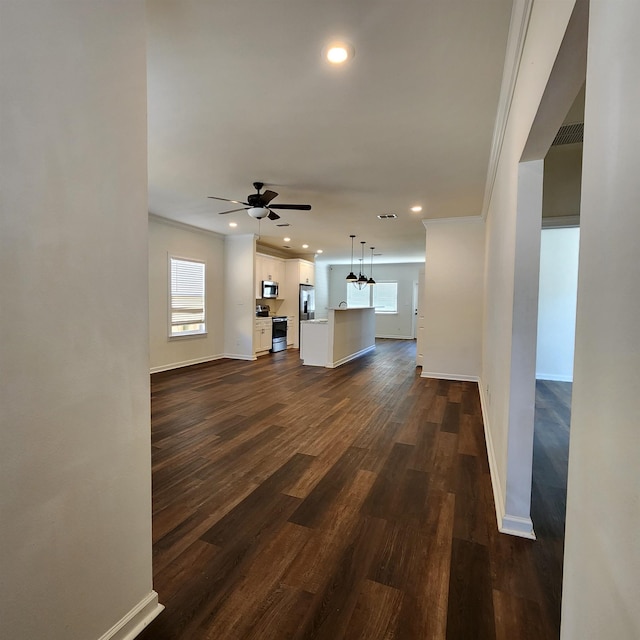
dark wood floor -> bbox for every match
[138,340,568,640]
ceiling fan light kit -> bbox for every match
[208,181,311,222]
[248,207,269,219]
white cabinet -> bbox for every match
[299,260,314,286]
[255,253,285,298]
[287,316,294,346]
[254,318,272,354]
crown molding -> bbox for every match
[481,0,535,220]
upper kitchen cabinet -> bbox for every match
[286,258,314,287]
[299,260,314,286]
[255,253,285,298]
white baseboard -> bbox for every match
[97,591,163,640]
[500,514,536,539]
[375,334,415,340]
[223,352,257,361]
[327,345,376,368]
[478,378,536,540]
[536,373,573,382]
[420,371,480,382]
[150,354,226,373]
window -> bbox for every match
[346,284,371,307]
[169,257,206,337]
[373,281,398,313]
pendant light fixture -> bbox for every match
[346,234,357,282]
[367,247,376,286]
[355,241,369,289]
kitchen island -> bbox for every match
[300,307,376,368]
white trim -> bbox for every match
[224,353,257,362]
[536,373,573,382]
[478,380,507,534]
[501,514,536,539]
[478,379,537,540]
[541,214,580,228]
[376,334,414,340]
[149,213,224,239]
[150,354,226,373]
[326,345,376,368]
[481,0,535,219]
[97,591,163,640]
[422,215,484,228]
[420,372,480,383]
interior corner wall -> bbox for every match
[560,2,640,637]
[149,217,225,372]
[481,0,576,535]
[0,2,160,639]
[421,218,485,380]
[223,234,256,359]
[536,227,579,381]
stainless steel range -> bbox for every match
[271,316,287,352]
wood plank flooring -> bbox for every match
[138,340,566,640]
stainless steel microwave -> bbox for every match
[262,280,279,299]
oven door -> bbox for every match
[271,317,287,352]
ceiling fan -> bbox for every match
[208,181,311,220]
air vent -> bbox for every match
[552,122,584,146]
[377,213,397,220]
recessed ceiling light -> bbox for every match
[324,41,355,65]
[302,244,309,249]
[316,249,323,254]
[410,205,423,213]
[283,237,291,242]
[229,222,238,227]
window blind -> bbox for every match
[170,257,205,336]
[373,282,398,313]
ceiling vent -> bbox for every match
[552,122,584,146]
[377,213,397,220]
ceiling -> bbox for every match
[146,0,514,265]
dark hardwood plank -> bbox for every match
[446,538,497,640]
[137,340,566,640]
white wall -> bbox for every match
[327,262,422,338]
[422,218,485,381]
[0,3,160,639]
[536,227,579,381]
[149,216,225,372]
[561,2,640,637]
[224,234,256,359]
[482,0,576,537]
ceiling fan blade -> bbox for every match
[267,210,281,221]
[259,189,278,206]
[268,204,312,211]
[208,196,249,206]
[217,207,249,215]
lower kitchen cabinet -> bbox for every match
[254,318,272,355]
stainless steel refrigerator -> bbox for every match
[299,284,315,321]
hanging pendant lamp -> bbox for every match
[356,241,368,289]
[367,247,376,285]
[346,234,357,282]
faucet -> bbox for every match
[338,301,347,308]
